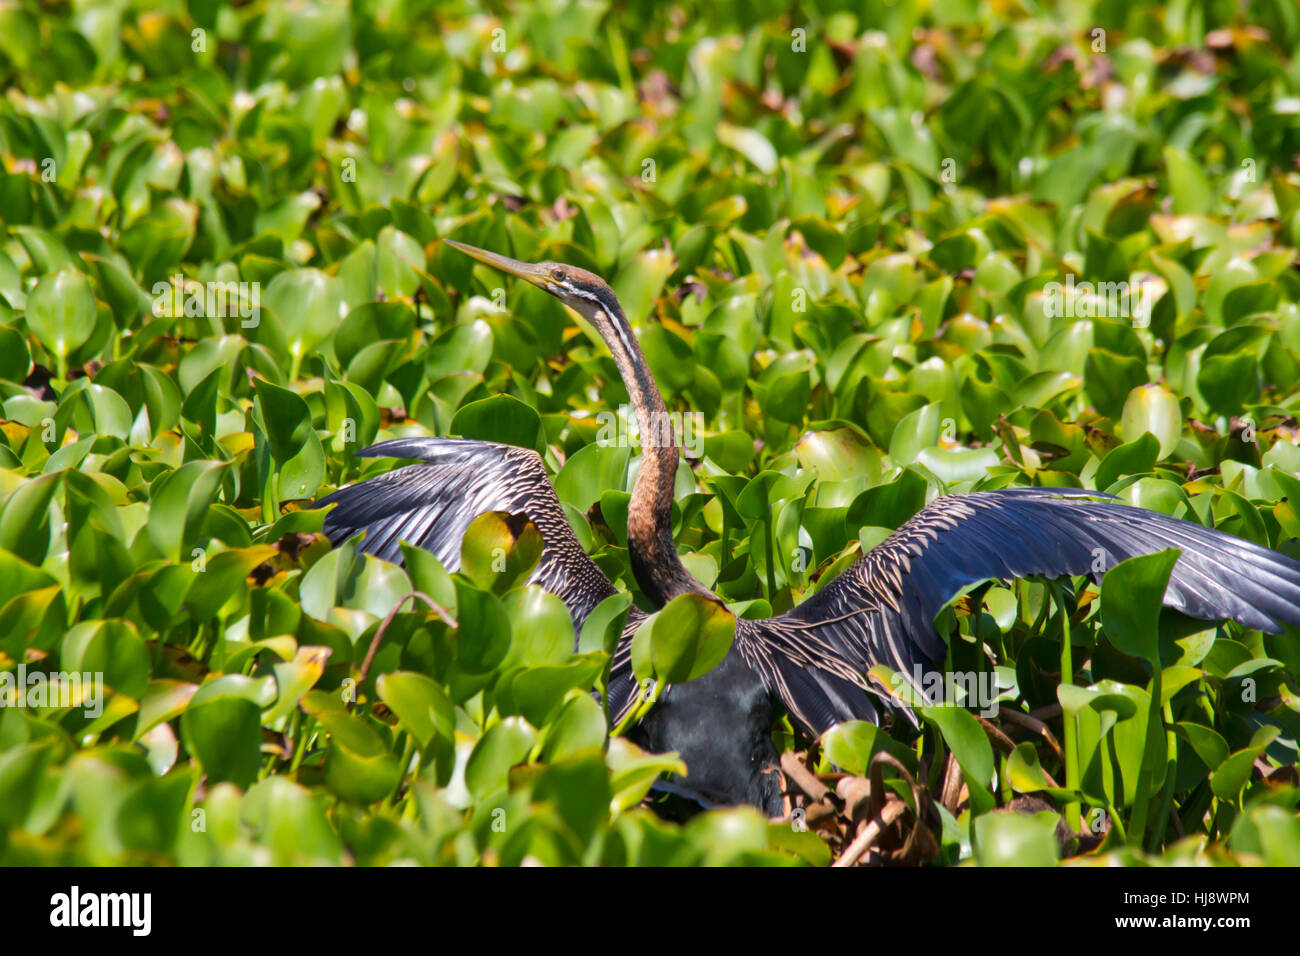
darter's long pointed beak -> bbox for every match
[443,239,552,290]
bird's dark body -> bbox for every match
[629,652,784,816]
[314,242,1300,814]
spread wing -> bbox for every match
[741,487,1300,736]
[314,437,622,629]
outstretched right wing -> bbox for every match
[748,487,1300,737]
[314,438,620,629]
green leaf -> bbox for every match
[606,736,686,812]
[147,460,227,563]
[315,711,403,804]
[1099,549,1180,665]
[974,810,1062,866]
[611,248,674,324]
[180,676,271,787]
[539,692,607,761]
[0,740,57,830]
[1095,431,1161,491]
[253,378,325,501]
[0,472,62,565]
[465,717,537,798]
[554,442,630,513]
[630,592,735,686]
[60,619,150,699]
[889,402,942,466]
[1210,726,1282,804]
[262,268,344,375]
[795,426,879,483]
[1119,385,1181,459]
[241,777,342,865]
[376,671,455,750]
[821,719,917,776]
[449,580,512,675]
[0,323,32,382]
[265,646,331,726]
[185,545,277,620]
[24,269,97,375]
[1007,742,1070,798]
[501,587,576,668]
[1163,146,1213,215]
[459,512,543,594]
[134,680,199,740]
[450,394,542,451]
[921,704,995,815]
[717,122,777,174]
[1174,721,1229,771]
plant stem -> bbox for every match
[386,731,416,809]
[261,466,278,525]
[1147,700,1178,853]
[289,716,314,775]
[763,519,777,599]
[1128,663,1164,847]
[720,510,731,569]
[1056,582,1082,834]
[1102,799,1127,845]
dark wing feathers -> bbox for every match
[316,439,514,566]
[319,437,649,726]
[319,449,1300,744]
[750,488,1300,736]
[750,644,880,732]
[315,438,620,629]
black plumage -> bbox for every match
[317,438,618,628]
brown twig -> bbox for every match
[874,751,938,865]
[873,751,937,864]
[833,799,907,867]
[998,705,1065,765]
[1030,702,1062,722]
[940,753,964,814]
[979,713,1064,788]
[358,590,456,687]
[780,751,830,803]
[836,776,872,820]
[976,715,1018,755]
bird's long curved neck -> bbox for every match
[592,296,708,606]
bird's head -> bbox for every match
[443,240,627,336]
